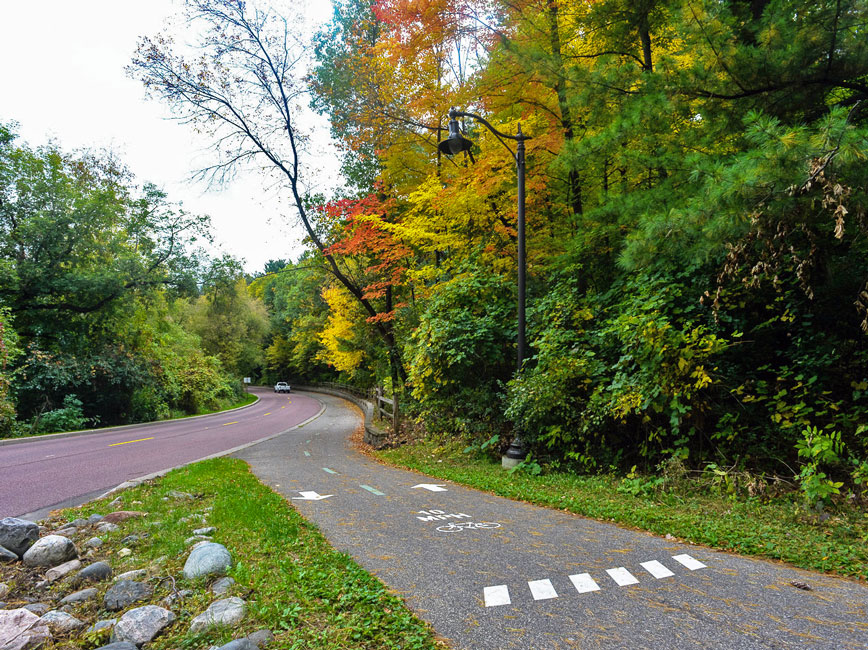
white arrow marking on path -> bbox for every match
[291,491,333,501]
[412,484,448,492]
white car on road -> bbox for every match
[274,382,291,393]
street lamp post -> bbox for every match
[438,108,529,468]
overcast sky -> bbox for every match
[0,0,338,274]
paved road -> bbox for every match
[0,388,321,519]
[237,393,868,650]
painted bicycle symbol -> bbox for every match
[435,521,502,533]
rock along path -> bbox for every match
[235,392,868,650]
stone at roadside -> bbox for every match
[22,535,77,568]
[55,527,78,538]
[185,535,211,545]
[96,643,136,650]
[118,548,132,558]
[160,589,192,607]
[193,526,216,536]
[45,559,82,582]
[87,618,117,634]
[189,597,246,634]
[104,580,153,612]
[215,640,256,650]
[168,490,193,499]
[71,518,88,527]
[183,542,232,579]
[111,605,175,646]
[211,577,235,596]
[0,518,39,558]
[96,522,119,534]
[0,546,17,562]
[60,588,98,605]
[0,584,9,600]
[108,497,123,508]
[246,629,275,648]
[85,537,103,549]
[116,569,147,581]
[73,561,113,584]
[102,511,146,525]
[0,603,6,610]
[23,604,49,615]
[0,608,52,650]
[39,610,84,633]
[87,514,105,525]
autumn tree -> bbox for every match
[131,0,410,387]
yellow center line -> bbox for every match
[263,412,271,416]
[109,437,154,447]
[223,421,239,426]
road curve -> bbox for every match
[0,387,321,519]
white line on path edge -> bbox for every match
[483,554,706,607]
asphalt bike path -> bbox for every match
[235,393,868,650]
[0,388,321,519]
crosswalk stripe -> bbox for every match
[569,573,601,593]
[606,567,639,586]
[528,579,558,600]
[641,560,675,579]
[484,585,511,607]
[672,554,706,570]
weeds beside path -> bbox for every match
[375,440,868,581]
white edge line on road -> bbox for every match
[672,554,707,570]
[484,585,511,607]
[606,567,640,586]
[569,573,601,593]
[91,396,328,501]
[641,560,675,579]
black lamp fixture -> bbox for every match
[437,108,530,468]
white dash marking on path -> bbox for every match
[606,567,639,586]
[360,484,385,496]
[641,560,675,579]
[672,554,706,570]
[484,585,511,607]
[322,467,337,474]
[569,573,601,593]
[528,579,558,600]
[303,451,311,457]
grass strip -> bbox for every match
[376,440,868,581]
[11,457,444,650]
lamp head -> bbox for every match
[438,117,473,156]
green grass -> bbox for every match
[5,458,444,650]
[375,439,868,581]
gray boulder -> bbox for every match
[183,542,232,579]
[0,546,19,562]
[116,569,147,581]
[60,588,98,605]
[39,610,84,633]
[0,608,51,650]
[111,605,175,646]
[216,640,257,650]
[189,597,245,634]
[87,514,105,525]
[45,559,82,582]
[85,537,103,549]
[22,535,77,568]
[22,604,49,616]
[104,581,153,612]
[74,561,112,584]
[96,644,136,650]
[211,577,235,596]
[193,527,216,536]
[0,518,39,558]
[86,618,117,634]
[246,629,275,648]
